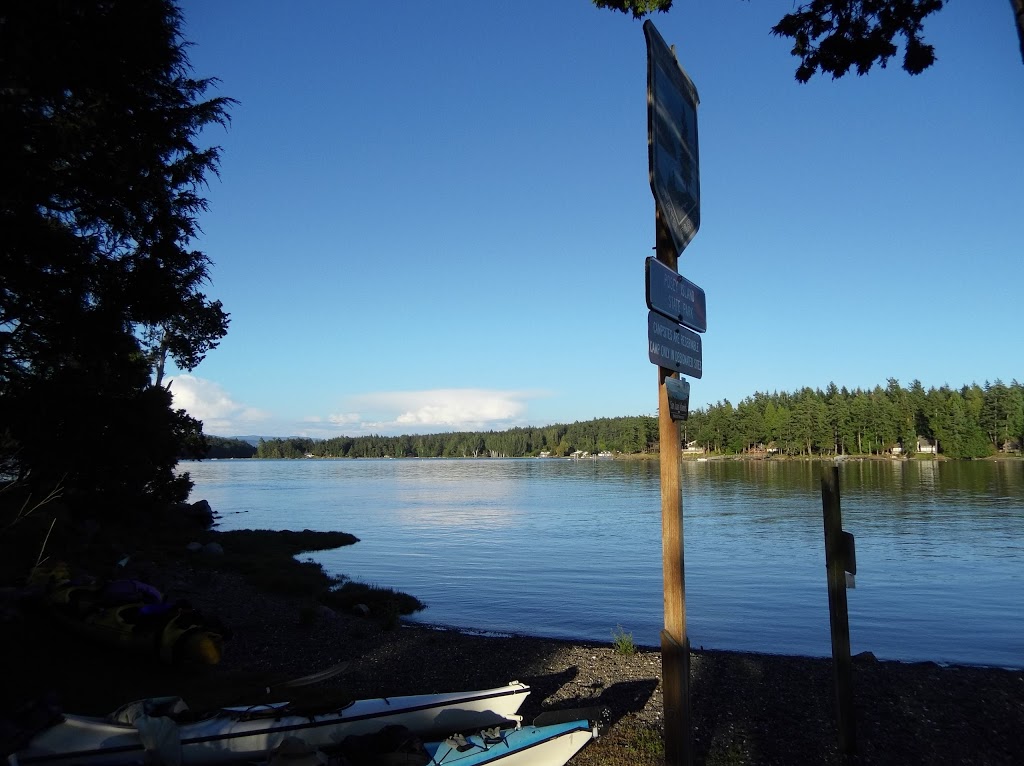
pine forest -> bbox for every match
[248,379,1024,461]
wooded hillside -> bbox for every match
[250,379,1023,460]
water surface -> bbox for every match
[181,457,1024,667]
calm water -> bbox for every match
[179,458,1024,668]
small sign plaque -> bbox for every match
[647,311,702,378]
[664,376,690,421]
[841,531,856,576]
[645,257,706,333]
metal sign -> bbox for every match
[645,256,706,333]
[647,311,702,379]
[664,376,690,421]
[644,20,700,256]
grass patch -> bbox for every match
[706,741,749,766]
[198,530,425,618]
[631,725,664,756]
[204,529,355,595]
[611,624,636,656]
[323,581,425,621]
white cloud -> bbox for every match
[335,388,545,435]
[165,381,549,438]
[167,375,269,434]
[393,390,525,426]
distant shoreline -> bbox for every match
[190,452,1023,462]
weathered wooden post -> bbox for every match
[643,21,704,766]
[821,464,856,756]
[656,211,692,766]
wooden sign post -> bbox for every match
[656,210,692,766]
[644,21,702,766]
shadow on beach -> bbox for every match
[3,565,1022,766]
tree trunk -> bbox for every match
[153,339,168,388]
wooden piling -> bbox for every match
[821,464,856,756]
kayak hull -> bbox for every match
[17,683,531,766]
[422,720,597,766]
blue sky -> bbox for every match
[172,1,1023,438]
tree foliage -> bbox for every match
[249,379,1023,461]
[255,416,660,460]
[203,437,258,460]
[771,0,942,82]
[593,0,672,18]
[1,1,233,506]
[685,379,1022,459]
[593,1,1024,82]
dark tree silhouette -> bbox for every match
[1,1,233,506]
[594,1,1024,81]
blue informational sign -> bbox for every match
[645,256,706,333]
[647,311,702,379]
[644,20,700,256]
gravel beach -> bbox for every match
[7,564,1021,766]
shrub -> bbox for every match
[611,624,636,656]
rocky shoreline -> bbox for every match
[7,562,1020,766]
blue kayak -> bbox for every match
[422,719,596,766]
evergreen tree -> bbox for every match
[736,398,765,452]
[1,0,233,505]
[204,437,257,459]
[826,383,851,455]
[1008,383,1024,452]
[907,379,930,446]
[790,391,816,456]
[886,378,916,455]
[981,380,1010,450]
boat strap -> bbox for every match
[479,727,504,745]
[442,733,475,753]
[109,697,189,725]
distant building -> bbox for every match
[893,437,937,455]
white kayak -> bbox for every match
[16,682,531,766]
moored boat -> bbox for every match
[16,682,531,766]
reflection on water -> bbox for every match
[182,457,1024,668]
[381,461,523,528]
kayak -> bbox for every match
[332,708,603,766]
[422,719,597,766]
[16,682,531,766]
